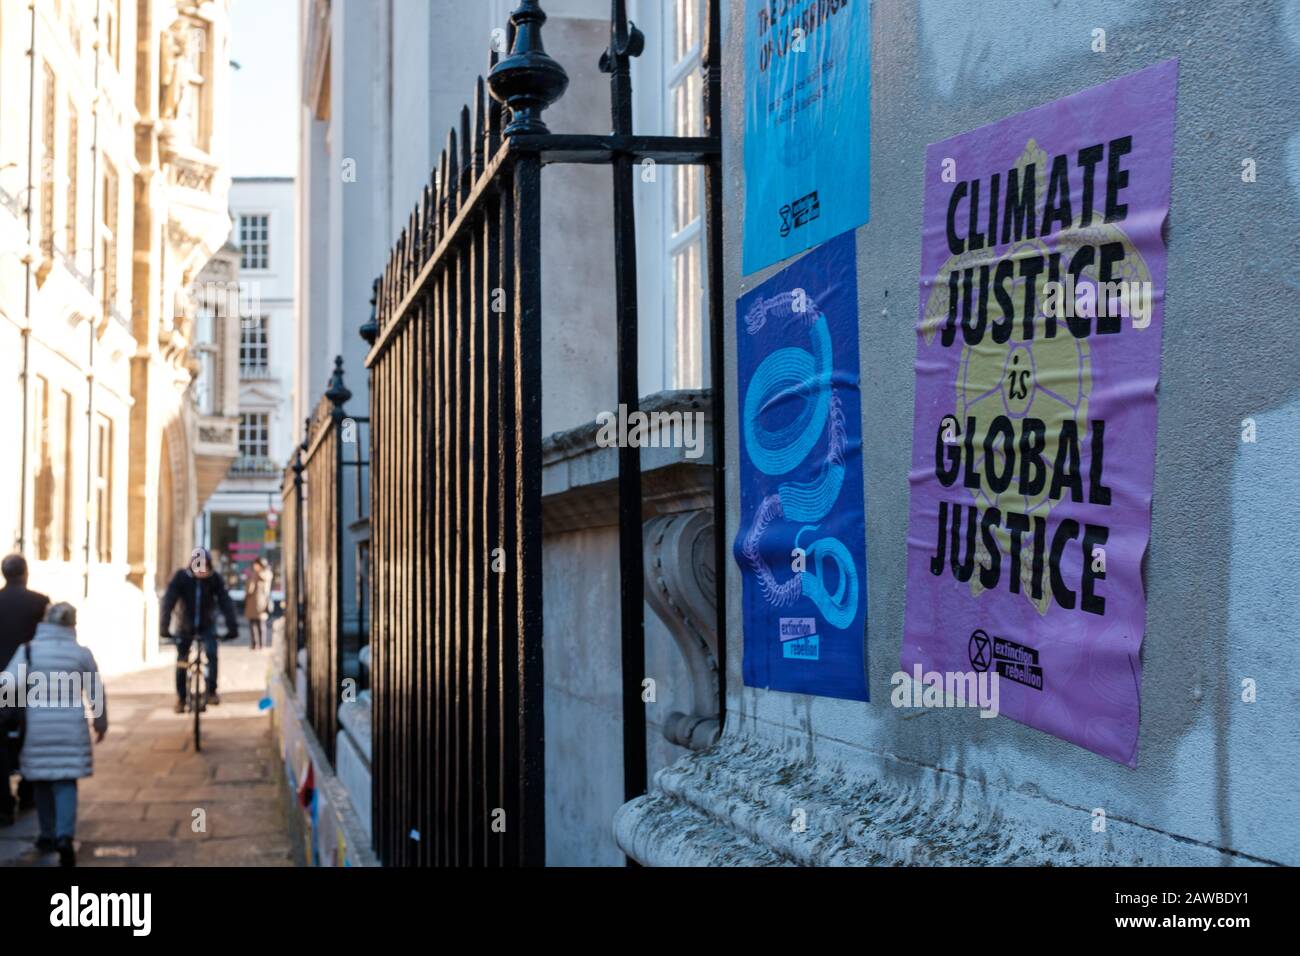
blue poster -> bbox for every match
[742,0,871,276]
[735,231,868,701]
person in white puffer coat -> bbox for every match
[7,602,108,866]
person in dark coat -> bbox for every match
[0,554,49,826]
[160,547,239,711]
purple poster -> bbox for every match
[902,61,1178,767]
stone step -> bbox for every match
[615,736,1253,867]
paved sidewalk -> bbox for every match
[0,636,295,867]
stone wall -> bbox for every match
[618,0,1300,867]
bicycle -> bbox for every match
[182,637,209,752]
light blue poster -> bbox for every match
[734,231,868,701]
[742,0,871,275]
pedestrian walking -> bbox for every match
[9,602,108,867]
[0,554,49,826]
[244,557,273,650]
[160,547,240,711]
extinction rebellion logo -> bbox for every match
[969,628,1044,690]
[779,617,819,660]
[778,189,821,237]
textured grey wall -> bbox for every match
[721,0,1300,864]
[541,16,620,435]
[543,524,694,865]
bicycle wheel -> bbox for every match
[191,661,202,752]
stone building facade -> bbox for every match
[199,177,296,597]
[0,0,235,672]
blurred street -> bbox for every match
[0,629,293,867]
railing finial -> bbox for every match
[325,355,352,411]
[360,278,380,345]
[599,0,644,75]
[487,1,569,136]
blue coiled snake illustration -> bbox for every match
[739,290,858,631]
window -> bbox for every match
[66,99,78,257]
[40,63,56,260]
[58,388,73,562]
[34,378,74,562]
[184,21,211,148]
[101,160,119,317]
[92,416,113,563]
[33,377,53,560]
[104,0,121,69]
[665,0,706,388]
[240,315,270,376]
[239,413,270,460]
[239,214,269,270]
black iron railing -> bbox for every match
[289,357,370,764]
[362,0,723,867]
[281,449,304,688]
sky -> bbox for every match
[228,0,299,178]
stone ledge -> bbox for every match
[338,698,372,764]
[614,735,1274,867]
[541,389,714,534]
[271,671,379,867]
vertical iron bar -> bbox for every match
[380,342,391,862]
[703,0,726,735]
[400,289,409,865]
[420,289,434,867]
[468,163,486,869]
[333,418,342,764]
[367,356,378,861]
[448,198,464,865]
[513,154,545,866]
[497,167,518,867]
[394,329,403,865]
[483,185,502,867]
[375,353,386,861]
[376,343,387,864]
[431,262,446,867]
[607,0,648,814]
[456,110,475,869]
[329,359,351,766]
[439,211,454,865]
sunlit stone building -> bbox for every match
[0,0,235,672]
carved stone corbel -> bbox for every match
[644,508,720,750]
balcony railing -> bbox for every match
[229,455,280,478]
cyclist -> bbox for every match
[160,547,240,713]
